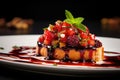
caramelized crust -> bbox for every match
[68,49,81,61]
[84,50,90,60]
[54,48,66,59]
[40,47,48,57]
[37,45,104,63]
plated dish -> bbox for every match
[0,35,120,77]
[36,10,104,63]
[0,10,120,77]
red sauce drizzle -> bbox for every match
[0,46,120,68]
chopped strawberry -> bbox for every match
[80,32,88,39]
[44,30,55,44]
[60,34,67,43]
[38,35,44,43]
[55,25,62,32]
[41,19,96,48]
[88,39,95,46]
[53,21,63,32]
[89,33,95,40]
[62,22,71,27]
[67,28,76,36]
[44,39,51,45]
[78,29,82,34]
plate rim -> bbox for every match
[0,35,120,77]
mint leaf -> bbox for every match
[64,19,74,24]
[65,10,74,19]
[74,23,86,32]
[64,10,86,32]
[74,17,84,23]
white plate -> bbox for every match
[0,35,120,77]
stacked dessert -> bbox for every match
[36,10,104,63]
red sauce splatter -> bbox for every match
[0,46,120,68]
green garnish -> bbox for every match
[53,44,58,48]
[64,10,86,32]
[12,45,21,49]
[0,47,4,50]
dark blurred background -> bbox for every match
[0,0,120,21]
[0,0,120,37]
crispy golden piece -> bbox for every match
[37,46,104,62]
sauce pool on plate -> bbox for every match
[0,46,120,68]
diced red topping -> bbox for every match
[44,30,55,45]
[89,33,95,40]
[80,32,88,39]
[38,20,97,48]
[38,35,44,43]
[67,28,76,36]
[62,22,71,27]
[88,39,95,46]
[54,24,62,32]
[60,36,67,43]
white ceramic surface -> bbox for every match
[0,35,120,77]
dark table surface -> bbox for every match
[0,20,120,80]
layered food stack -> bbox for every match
[36,10,104,63]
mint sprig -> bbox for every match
[64,10,86,32]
